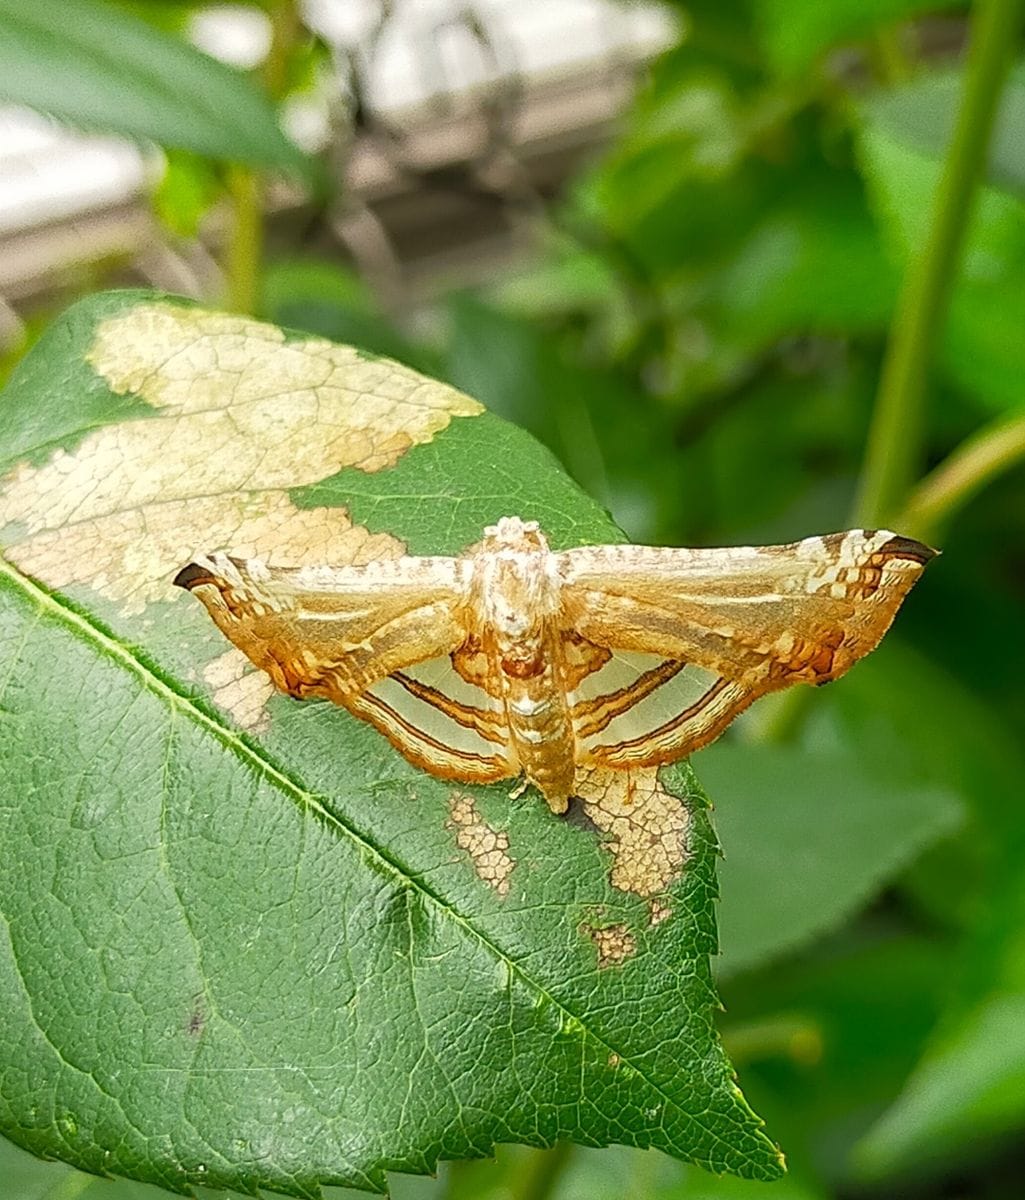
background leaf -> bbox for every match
[0,0,313,179]
[703,742,963,978]
[867,67,1025,199]
[753,0,963,76]
[858,77,1025,413]
[855,994,1025,1180]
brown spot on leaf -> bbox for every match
[576,766,689,897]
[186,999,205,1037]
[582,921,637,968]
[447,793,515,896]
[648,899,672,927]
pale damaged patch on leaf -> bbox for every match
[3,491,402,615]
[582,922,637,968]
[577,767,690,898]
[447,793,515,896]
[0,301,481,614]
[203,649,275,732]
[648,899,673,928]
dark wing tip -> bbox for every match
[880,535,940,566]
[173,561,215,591]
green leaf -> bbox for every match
[855,994,1025,1180]
[151,148,223,238]
[261,259,435,371]
[829,640,1025,927]
[833,644,1025,1181]
[707,175,897,349]
[867,66,1025,200]
[858,71,1025,412]
[584,65,752,280]
[0,291,782,1194]
[753,0,962,77]
[701,741,963,978]
[718,931,956,1186]
[443,295,683,542]
[0,0,313,180]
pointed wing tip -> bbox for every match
[173,561,215,591]
[880,534,939,566]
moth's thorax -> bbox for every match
[473,517,560,647]
[471,516,575,810]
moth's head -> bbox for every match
[481,516,548,555]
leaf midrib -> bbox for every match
[0,553,743,1164]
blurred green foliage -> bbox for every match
[0,0,314,180]
[3,0,1025,1197]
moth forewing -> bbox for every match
[556,529,936,689]
[175,519,935,810]
[174,551,471,700]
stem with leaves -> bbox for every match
[853,0,1024,529]
[755,0,1023,745]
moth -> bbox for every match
[175,517,935,813]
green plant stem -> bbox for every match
[264,0,302,100]
[723,1014,824,1067]
[899,411,1025,541]
[223,0,302,314]
[225,163,263,314]
[853,0,1024,529]
[510,1143,576,1200]
[755,0,1023,747]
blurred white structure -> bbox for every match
[0,0,675,313]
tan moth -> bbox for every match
[175,517,935,813]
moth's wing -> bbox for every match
[564,644,745,769]
[176,553,514,784]
[348,657,515,785]
[175,552,470,694]
[557,530,935,768]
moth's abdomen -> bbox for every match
[506,690,576,813]
[498,633,576,813]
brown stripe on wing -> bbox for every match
[349,688,512,783]
[571,658,686,739]
[584,677,753,769]
[392,671,507,744]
